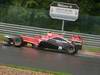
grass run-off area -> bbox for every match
[83,45,100,52]
[0,33,5,43]
[0,64,71,75]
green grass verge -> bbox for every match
[83,45,100,52]
[0,33,5,43]
[6,64,71,75]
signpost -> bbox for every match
[49,1,79,32]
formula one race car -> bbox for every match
[3,32,83,55]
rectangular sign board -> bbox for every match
[49,2,79,21]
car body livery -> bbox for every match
[3,32,83,55]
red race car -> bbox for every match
[3,32,83,55]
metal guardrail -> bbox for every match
[0,22,100,47]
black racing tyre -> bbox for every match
[75,45,82,50]
[72,41,82,50]
[38,41,47,50]
[66,45,78,55]
[3,38,14,46]
[8,38,14,45]
[13,37,23,47]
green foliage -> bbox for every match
[1,0,99,16]
[79,0,94,14]
[24,0,39,8]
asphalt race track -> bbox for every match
[0,45,100,75]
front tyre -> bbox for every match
[13,37,23,47]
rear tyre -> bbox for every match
[76,45,82,50]
[66,45,78,55]
[72,41,82,50]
